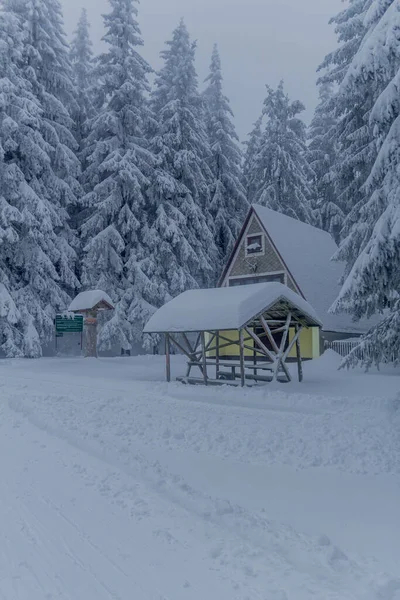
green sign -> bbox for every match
[55,314,84,333]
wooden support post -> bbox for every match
[282,325,304,363]
[165,333,171,382]
[239,329,246,387]
[216,332,220,380]
[273,312,292,382]
[200,331,208,386]
[85,316,98,358]
[295,323,303,382]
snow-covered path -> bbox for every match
[1,401,246,599]
[1,354,400,599]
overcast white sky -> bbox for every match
[61,0,343,139]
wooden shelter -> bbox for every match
[144,283,321,386]
[68,290,114,357]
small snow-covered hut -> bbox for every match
[68,290,114,358]
[144,282,321,386]
[68,290,114,315]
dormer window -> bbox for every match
[246,234,264,256]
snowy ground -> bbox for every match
[1,351,400,599]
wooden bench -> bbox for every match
[187,359,282,383]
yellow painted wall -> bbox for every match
[288,327,320,359]
[207,327,321,360]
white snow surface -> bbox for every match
[1,352,400,599]
[253,205,379,334]
[68,289,114,312]
[144,281,322,333]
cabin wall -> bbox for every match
[223,214,299,293]
[288,327,320,360]
[207,327,320,361]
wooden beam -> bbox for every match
[192,332,201,356]
[182,332,195,354]
[239,329,246,387]
[169,334,204,378]
[282,325,304,363]
[243,343,268,356]
[216,332,220,378]
[215,331,251,347]
[205,332,217,352]
[205,340,242,354]
[266,325,289,334]
[245,327,276,364]
[200,331,208,386]
[165,333,171,382]
[169,334,193,359]
[260,315,280,354]
[295,323,303,382]
[273,313,292,382]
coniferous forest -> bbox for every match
[0,0,399,364]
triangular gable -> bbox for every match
[219,206,305,299]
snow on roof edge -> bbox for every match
[144,283,322,334]
[68,290,114,312]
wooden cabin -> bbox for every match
[218,205,375,360]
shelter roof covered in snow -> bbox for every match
[227,205,378,334]
[68,290,114,313]
[144,282,322,334]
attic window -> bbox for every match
[246,234,264,256]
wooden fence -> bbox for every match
[324,339,369,360]
[325,339,397,363]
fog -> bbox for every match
[61,0,342,138]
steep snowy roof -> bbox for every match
[144,282,322,333]
[252,205,377,334]
[68,290,114,312]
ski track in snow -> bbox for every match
[1,355,400,599]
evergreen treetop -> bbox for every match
[203,44,247,262]
[252,81,313,223]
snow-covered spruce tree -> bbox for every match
[0,0,81,357]
[148,20,218,295]
[242,115,263,205]
[81,0,158,352]
[308,83,343,242]
[332,0,400,366]
[203,44,247,262]
[0,12,25,356]
[70,8,94,168]
[69,7,95,244]
[253,82,313,223]
[319,0,372,86]
[7,0,82,212]
[318,0,377,264]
